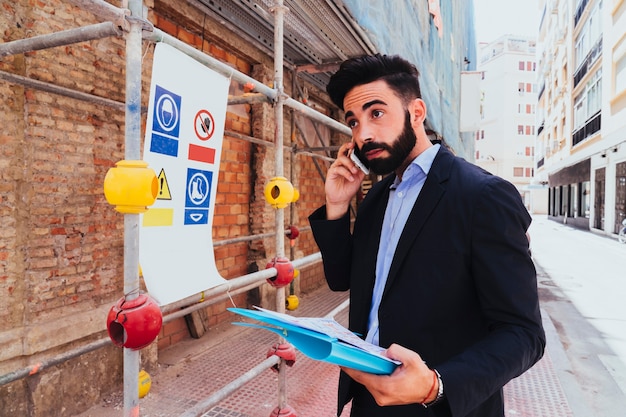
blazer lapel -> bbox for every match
[383,147,454,295]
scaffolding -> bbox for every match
[0,0,355,416]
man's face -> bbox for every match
[343,80,418,175]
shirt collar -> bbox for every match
[390,144,440,189]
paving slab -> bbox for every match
[78,284,576,417]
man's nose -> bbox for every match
[354,122,374,143]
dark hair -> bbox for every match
[326,54,422,110]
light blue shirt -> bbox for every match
[365,144,440,346]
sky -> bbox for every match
[473,0,540,43]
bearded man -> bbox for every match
[309,54,545,417]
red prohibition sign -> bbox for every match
[194,109,215,141]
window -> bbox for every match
[525,167,534,177]
[575,31,588,69]
[525,146,534,156]
[573,69,603,130]
[612,32,626,94]
[518,125,524,134]
[561,186,568,216]
[615,51,626,94]
[513,167,524,177]
[574,93,586,129]
[580,181,591,218]
[570,183,578,217]
[575,1,603,70]
[519,61,525,70]
[518,82,525,93]
[588,69,602,114]
[526,61,533,71]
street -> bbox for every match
[529,215,626,417]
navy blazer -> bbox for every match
[309,146,545,417]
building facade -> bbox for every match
[476,35,540,211]
[536,0,626,234]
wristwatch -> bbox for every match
[422,369,444,408]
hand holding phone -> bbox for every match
[349,146,370,175]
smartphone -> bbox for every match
[349,145,370,175]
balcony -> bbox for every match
[538,122,545,135]
[573,37,602,88]
[537,157,545,169]
[575,0,589,27]
[572,111,601,146]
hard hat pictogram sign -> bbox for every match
[154,86,181,136]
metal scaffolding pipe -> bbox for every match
[270,3,290,411]
[160,252,321,314]
[122,2,144,415]
[176,295,348,417]
[0,338,111,387]
[178,356,281,417]
[226,129,333,160]
[227,93,270,105]
[163,280,261,322]
[294,150,335,162]
[166,256,321,321]
[164,254,322,320]
[213,226,312,247]
[144,29,351,136]
[0,253,323,387]
[161,269,276,314]
[286,95,350,136]
[66,0,129,26]
[225,129,277,148]
[295,117,328,182]
[0,69,125,110]
[0,22,122,57]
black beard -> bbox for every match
[360,111,417,175]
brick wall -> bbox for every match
[0,0,336,414]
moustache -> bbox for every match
[360,143,390,155]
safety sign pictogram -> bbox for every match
[140,43,229,305]
[154,86,181,136]
[156,168,172,200]
[194,109,215,140]
[149,85,181,157]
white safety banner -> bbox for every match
[140,43,229,305]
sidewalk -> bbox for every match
[79,280,577,417]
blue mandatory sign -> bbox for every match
[152,85,182,138]
[184,168,212,225]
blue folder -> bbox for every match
[228,307,399,375]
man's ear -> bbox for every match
[410,98,427,125]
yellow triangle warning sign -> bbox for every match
[157,168,172,200]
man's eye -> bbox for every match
[372,109,384,119]
[347,120,358,129]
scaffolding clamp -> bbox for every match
[104,160,158,214]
